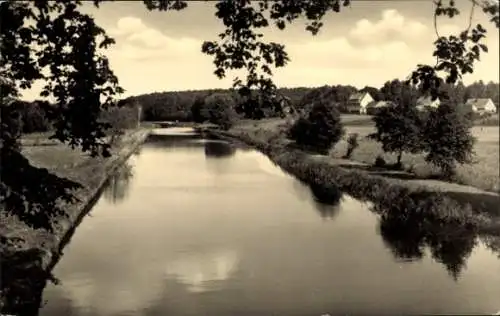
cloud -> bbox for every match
[287,37,413,70]
[108,16,201,61]
[349,9,428,46]
[108,16,147,37]
[286,9,423,70]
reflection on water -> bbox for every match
[308,182,343,220]
[11,128,498,315]
[165,250,239,293]
[102,162,133,204]
[204,141,236,158]
[377,206,477,280]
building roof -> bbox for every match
[348,91,371,101]
[465,98,494,110]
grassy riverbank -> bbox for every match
[3,129,149,250]
[235,118,500,193]
[0,128,150,313]
[202,121,500,235]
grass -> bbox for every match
[331,125,500,193]
[235,116,500,193]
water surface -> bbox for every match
[40,128,500,316]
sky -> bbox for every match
[21,0,500,100]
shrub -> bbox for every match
[374,155,386,168]
[288,101,344,154]
[423,102,476,179]
[343,133,359,159]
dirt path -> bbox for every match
[310,154,499,196]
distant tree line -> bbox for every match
[7,99,140,136]
[117,80,498,123]
[119,87,312,122]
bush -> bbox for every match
[288,101,344,154]
[343,133,359,158]
[423,102,475,179]
[204,93,237,130]
[374,155,386,168]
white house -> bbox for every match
[465,98,497,114]
[415,95,440,111]
[366,100,395,115]
[346,92,374,114]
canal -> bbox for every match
[39,128,500,315]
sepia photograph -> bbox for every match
[1,0,499,315]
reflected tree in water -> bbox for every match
[309,182,343,220]
[378,213,427,260]
[375,202,477,281]
[428,232,477,281]
[204,141,236,159]
[103,163,134,204]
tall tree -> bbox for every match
[424,102,476,178]
[369,101,424,168]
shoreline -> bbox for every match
[200,127,500,235]
[0,128,151,314]
[42,129,150,270]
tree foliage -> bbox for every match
[190,96,208,123]
[203,93,237,130]
[288,101,344,154]
[297,84,357,114]
[424,102,476,178]
[8,100,51,134]
[369,102,425,168]
[409,0,499,99]
[1,1,124,230]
